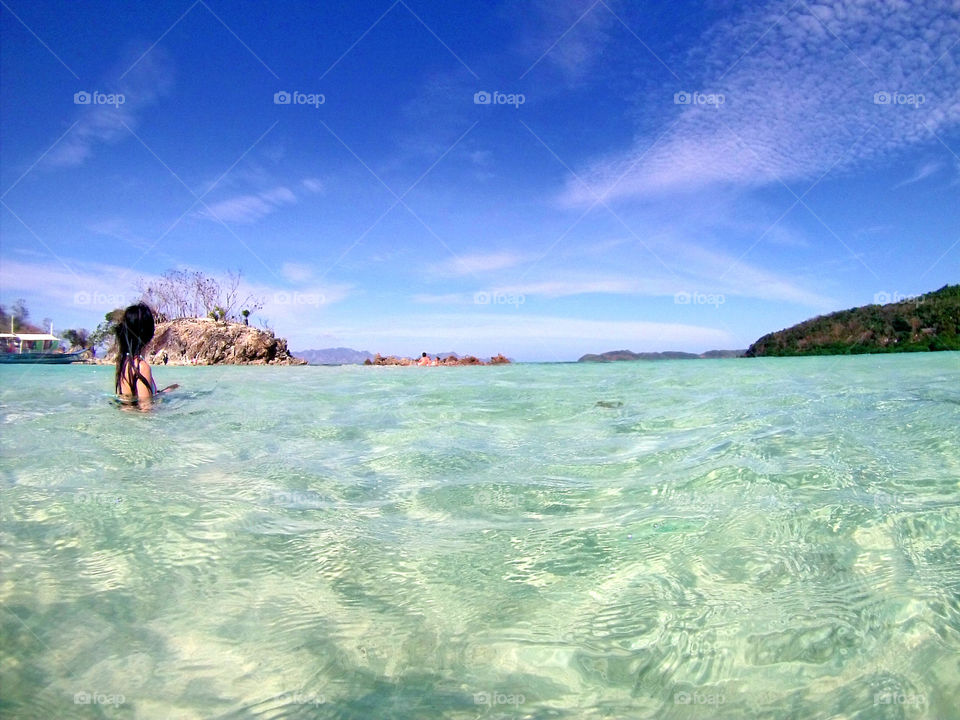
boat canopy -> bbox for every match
[1,333,61,352]
[3,333,60,341]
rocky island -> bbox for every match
[112,317,306,365]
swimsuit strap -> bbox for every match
[121,354,154,395]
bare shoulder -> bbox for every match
[136,358,156,397]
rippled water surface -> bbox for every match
[1,354,959,719]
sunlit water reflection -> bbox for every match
[1,354,958,718]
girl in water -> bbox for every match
[115,303,178,403]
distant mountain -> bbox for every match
[699,349,745,359]
[579,349,745,362]
[745,284,960,356]
[295,347,374,365]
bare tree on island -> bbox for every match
[137,269,263,323]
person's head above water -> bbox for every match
[114,303,155,394]
[116,303,155,357]
[422,352,428,358]
[112,303,179,402]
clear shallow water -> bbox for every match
[1,354,958,719]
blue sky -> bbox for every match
[1,0,958,361]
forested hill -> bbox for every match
[745,285,960,357]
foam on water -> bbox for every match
[1,354,958,718]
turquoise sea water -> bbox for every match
[1,354,958,719]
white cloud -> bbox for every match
[301,178,325,194]
[199,175,325,225]
[412,278,650,303]
[559,0,960,205]
[280,262,314,283]
[893,160,944,189]
[0,257,352,342]
[412,293,472,305]
[492,277,647,298]
[87,217,155,251]
[651,237,836,309]
[469,150,492,166]
[259,187,296,204]
[519,0,617,83]
[417,242,834,309]
[431,251,530,276]
[0,257,155,314]
[46,46,174,167]
[200,185,297,224]
[319,312,735,360]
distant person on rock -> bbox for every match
[114,303,178,404]
[417,352,431,366]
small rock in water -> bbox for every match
[595,400,623,408]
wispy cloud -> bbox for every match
[417,243,835,308]
[199,185,297,224]
[431,251,529,276]
[0,256,350,327]
[301,177,325,194]
[45,45,174,167]
[411,276,656,304]
[559,0,960,205]
[87,217,156,252]
[280,262,314,283]
[893,160,944,189]
[491,277,649,298]
[198,173,329,224]
[320,312,735,359]
[0,257,154,311]
[667,239,835,309]
[518,0,616,83]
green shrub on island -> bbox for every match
[745,284,960,356]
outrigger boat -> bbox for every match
[0,325,89,364]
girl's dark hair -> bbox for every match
[114,303,155,393]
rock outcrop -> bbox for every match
[364,353,510,366]
[579,349,745,362]
[140,318,306,365]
